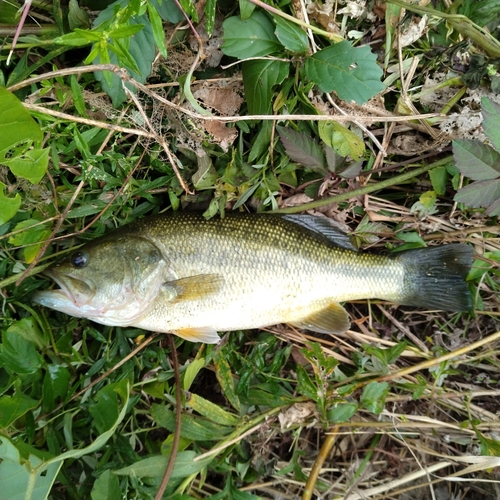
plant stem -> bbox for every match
[273,155,454,214]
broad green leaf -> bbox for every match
[305,41,385,104]
[430,166,448,195]
[0,182,21,226]
[68,0,90,30]
[89,383,120,434]
[3,316,48,350]
[453,139,500,180]
[454,178,500,208]
[222,11,282,58]
[91,470,121,500]
[295,364,317,401]
[239,0,256,20]
[2,148,49,184]
[150,0,184,23]
[273,15,308,53]
[481,96,500,151]
[0,87,42,154]
[0,438,60,500]
[318,121,364,160]
[0,327,44,375]
[109,24,144,39]
[187,393,239,426]
[147,3,168,57]
[277,126,327,172]
[151,406,232,441]
[242,59,289,114]
[114,451,211,479]
[327,402,358,423]
[0,393,39,429]
[486,197,500,216]
[0,380,129,500]
[43,365,71,413]
[396,232,426,246]
[360,381,389,414]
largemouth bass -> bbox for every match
[33,213,473,343]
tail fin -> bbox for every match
[397,244,473,312]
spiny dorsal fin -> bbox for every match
[282,215,356,251]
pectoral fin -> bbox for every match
[174,327,221,344]
[290,302,350,335]
[163,274,224,303]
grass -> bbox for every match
[1,0,500,499]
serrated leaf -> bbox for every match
[481,96,500,151]
[318,121,365,160]
[273,15,308,53]
[453,139,500,180]
[338,160,363,179]
[276,126,327,172]
[2,147,49,184]
[222,11,282,58]
[454,178,500,208]
[360,381,389,414]
[242,59,289,114]
[305,41,385,104]
[0,182,21,225]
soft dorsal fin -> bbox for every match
[290,302,351,335]
[283,215,356,251]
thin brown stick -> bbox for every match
[155,335,182,500]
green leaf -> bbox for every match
[70,75,87,117]
[204,0,216,35]
[183,358,206,391]
[88,383,120,434]
[327,402,358,423]
[2,148,49,184]
[272,15,308,53]
[481,96,500,151]
[295,364,317,401]
[0,393,39,429]
[429,166,448,195]
[68,0,91,30]
[242,59,289,114]
[151,406,232,441]
[147,3,168,58]
[149,0,184,23]
[222,11,282,58]
[91,470,121,500]
[214,348,241,412]
[454,178,500,208]
[0,183,21,225]
[360,381,389,414]
[0,327,44,375]
[305,41,385,104]
[277,126,327,172]
[114,451,211,479]
[0,87,42,154]
[187,393,239,426]
[109,24,145,39]
[318,121,365,160]
[53,31,95,46]
[453,139,500,180]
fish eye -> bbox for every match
[71,251,89,268]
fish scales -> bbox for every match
[33,212,473,344]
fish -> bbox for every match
[33,212,473,344]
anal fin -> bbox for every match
[290,302,350,335]
[174,327,221,344]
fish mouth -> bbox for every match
[38,269,96,308]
